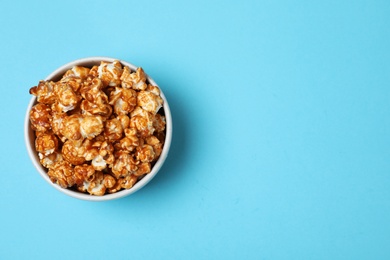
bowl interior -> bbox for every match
[25,57,172,201]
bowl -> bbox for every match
[24,56,172,201]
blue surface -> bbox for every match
[1,0,389,259]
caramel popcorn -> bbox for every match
[48,161,75,188]
[35,132,58,156]
[137,90,163,114]
[98,60,123,87]
[29,60,166,196]
[120,66,147,90]
[30,103,52,132]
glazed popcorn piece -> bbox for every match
[146,136,163,158]
[137,90,163,114]
[54,83,81,112]
[118,174,138,189]
[153,114,166,133]
[29,81,56,105]
[39,152,63,169]
[62,140,86,165]
[109,87,137,115]
[60,114,83,140]
[35,133,58,156]
[116,128,139,152]
[78,171,111,196]
[29,60,166,196]
[110,150,138,179]
[60,76,83,93]
[134,162,151,177]
[90,140,115,171]
[130,107,156,137]
[98,60,123,87]
[79,115,104,139]
[136,144,155,163]
[120,66,147,90]
[104,118,123,141]
[73,164,95,186]
[48,161,75,188]
[63,66,90,79]
[30,103,52,132]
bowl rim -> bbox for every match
[24,56,172,201]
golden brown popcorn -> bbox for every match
[39,152,63,169]
[104,118,123,141]
[63,66,90,80]
[78,139,114,171]
[29,80,56,105]
[60,76,83,93]
[78,139,98,161]
[80,78,104,102]
[146,84,161,95]
[51,112,67,141]
[98,60,123,87]
[124,127,138,139]
[153,114,166,133]
[146,136,163,158]
[30,103,52,132]
[54,82,81,112]
[115,128,139,152]
[103,174,116,189]
[62,139,86,165]
[111,151,138,179]
[155,131,166,145]
[136,144,155,163]
[120,66,147,90]
[118,174,138,189]
[88,65,99,79]
[116,137,137,152]
[117,114,130,129]
[78,171,107,196]
[35,133,58,156]
[47,161,75,188]
[129,107,155,137]
[80,99,113,118]
[107,179,122,194]
[91,149,114,171]
[73,164,95,186]
[137,90,163,114]
[79,115,104,139]
[60,114,82,141]
[109,87,137,115]
[134,162,151,177]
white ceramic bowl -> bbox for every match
[24,57,172,201]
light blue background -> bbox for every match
[1,0,389,259]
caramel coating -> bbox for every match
[73,164,95,186]
[137,90,163,114]
[104,118,123,142]
[29,81,56,105]
[62,140,86,165]
[29,60,166,195]
[39,152,63,169]
[48,161,75,188]
[136,144,155,163]
[54,83,81,112]
[118,174,138,189]
[120,67,147,90]
[110,151,138,179]
[98,60,123,87]
[35,133,58,156]
[30,103,52,132]
[109,87,137,115]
